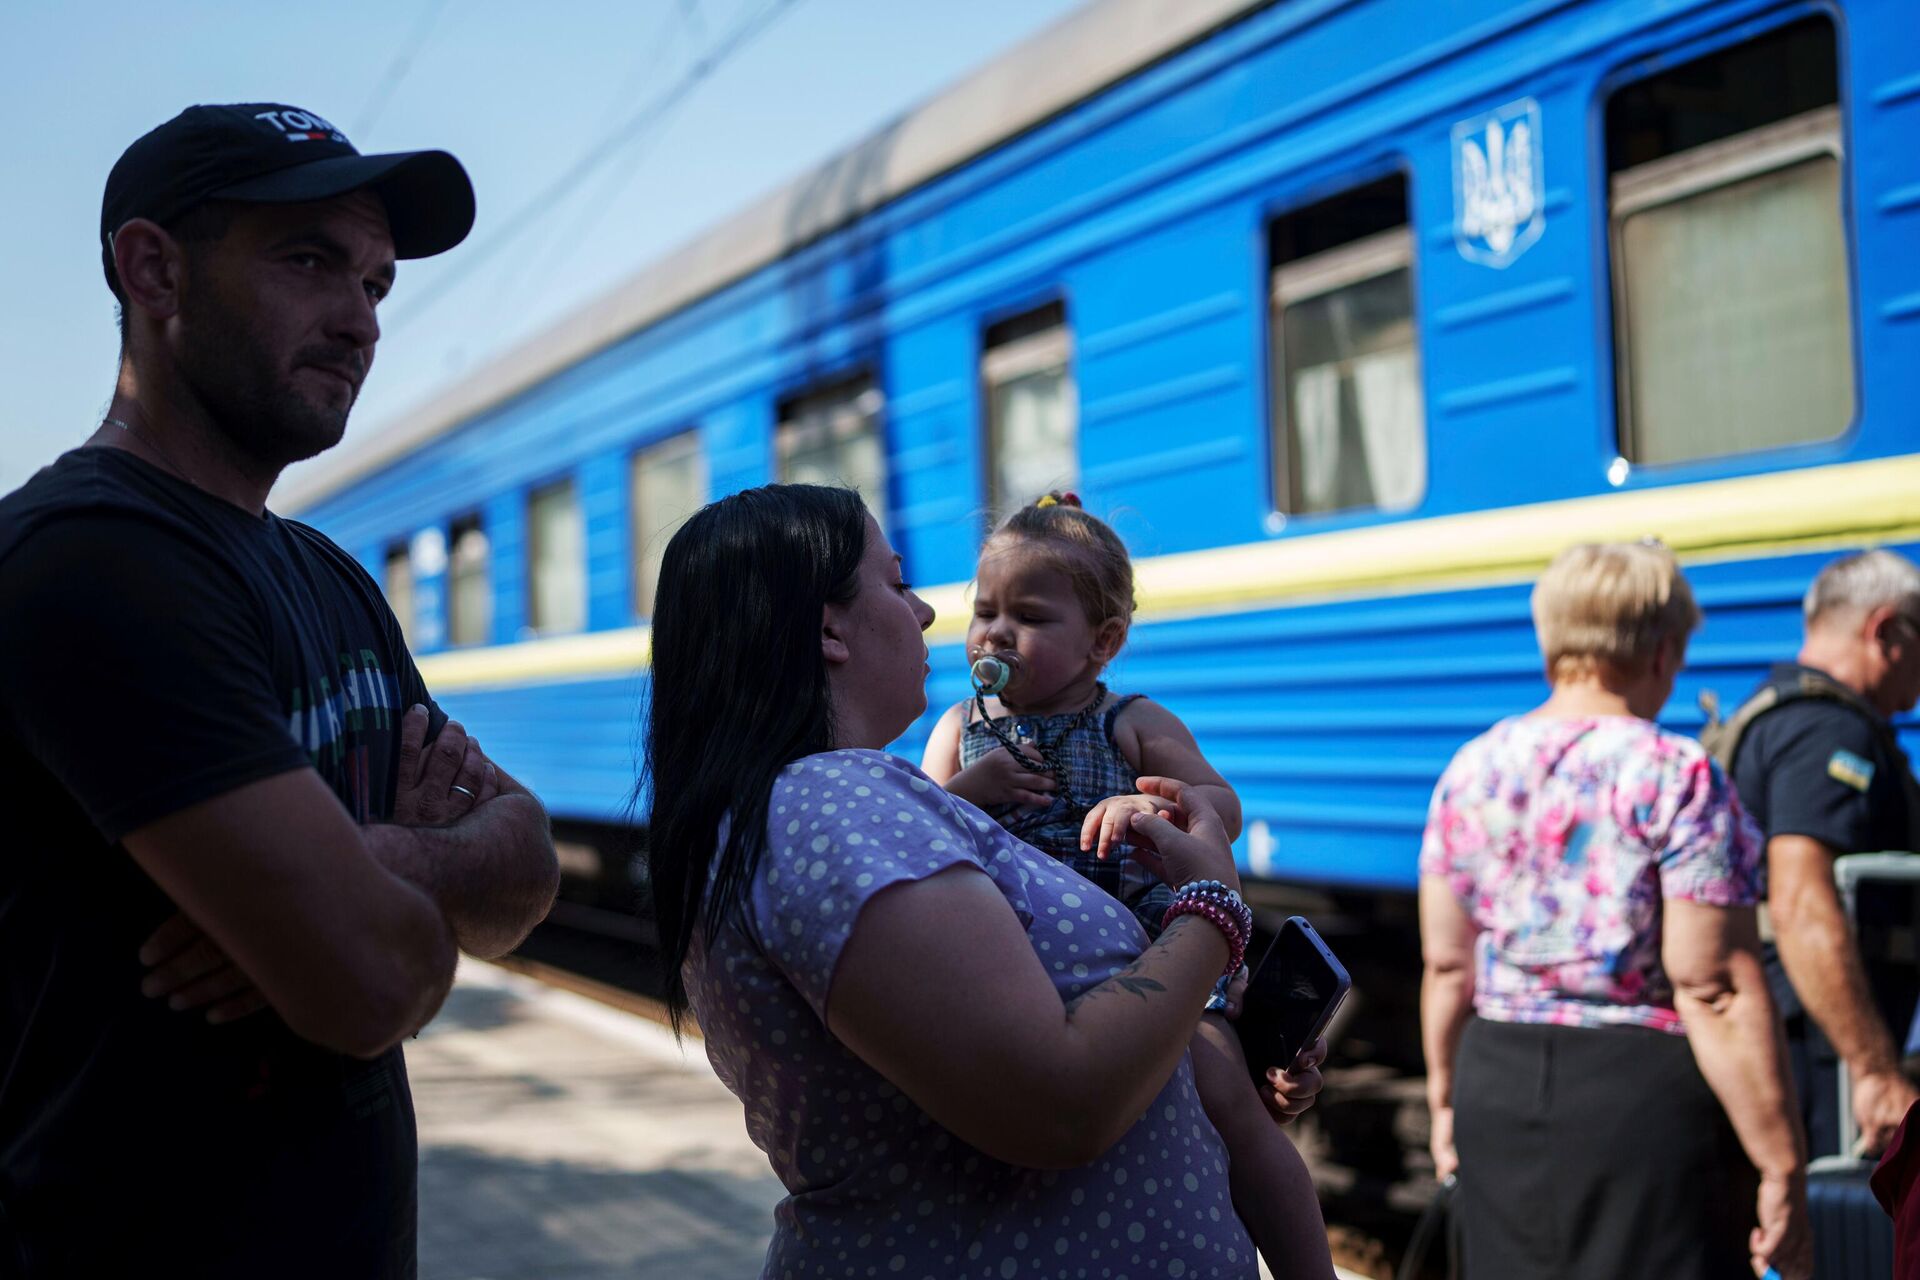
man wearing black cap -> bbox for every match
[0,105,558,1277]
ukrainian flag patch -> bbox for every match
[1827,749,1875,793]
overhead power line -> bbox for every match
[382,0,801,336]
[496,0,709,304]
[352,0,454,142]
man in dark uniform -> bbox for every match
[0,105,559,1277]
[1716,549,1920,1159]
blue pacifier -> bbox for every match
[969,651,1020,696]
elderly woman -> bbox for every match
[1420,541,1811,1280]
[643,484,1332,1279]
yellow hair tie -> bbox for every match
[1036,495,1058,508]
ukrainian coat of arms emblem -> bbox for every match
[1452,98,1546,268]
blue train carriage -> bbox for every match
[282,0,1920,916]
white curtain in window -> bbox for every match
[1292,364,1342,512]
[528,486,584,635]
[826,430,887,533]
[1352,347,1425,511]
[632,436,707,619]
[384,551,415,648]
[1621,156,1852,464]
[778,390,886,533]
[448,526,491,648]
[992,366,1076,515]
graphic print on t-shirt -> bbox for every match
[287,647,406,823]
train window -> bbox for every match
[526,478,586,636]
[446,515,492,648]
[631,431,707,619]
[1268,175,1425,517]
[776,375,888,533]
[383,543,415,648]
[982,301,1076,522]
[1608,18,1848,466]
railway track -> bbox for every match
[506,904,1441,1280]
[490,951,685,1031]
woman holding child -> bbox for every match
[1420,541,1812,1280]
[644,484,1333,1278]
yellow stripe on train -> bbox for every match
[416,453,1920,693]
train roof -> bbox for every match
[281,0,1267,513]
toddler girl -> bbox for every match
[922,492,1332,1278]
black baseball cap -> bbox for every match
[101,102,475,293]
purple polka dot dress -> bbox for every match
[686,750,1255,1279]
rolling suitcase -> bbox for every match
[1802,853,1920,1277]
[1808,1155,1895,1278]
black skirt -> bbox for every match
[1451,1017,1757,1280]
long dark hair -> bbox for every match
[642,483,869,1033]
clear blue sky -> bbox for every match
[0,0,1087,496]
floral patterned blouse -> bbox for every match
[1419,715,1763,1034]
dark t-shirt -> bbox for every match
[1730,661,1916,1157]
[0,448,441,1279]
[1731,662,1913,860]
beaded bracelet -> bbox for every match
[1166,880,1249,914]
[1163,896,1250,979]
[1176,879,1245,910]
[1161,881,1253,979]
[1173,881,1253,935]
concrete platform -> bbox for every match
[410,959,784,1280]
[410,958,1363,1280]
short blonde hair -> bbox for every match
[1531,541,1701,677]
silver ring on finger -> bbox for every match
[450,784,477,799]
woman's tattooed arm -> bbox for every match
[1064,916,1214,1014]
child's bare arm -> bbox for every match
[1115,699,1241,839]
[919,702,969,784]
[923,702,1056,809]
